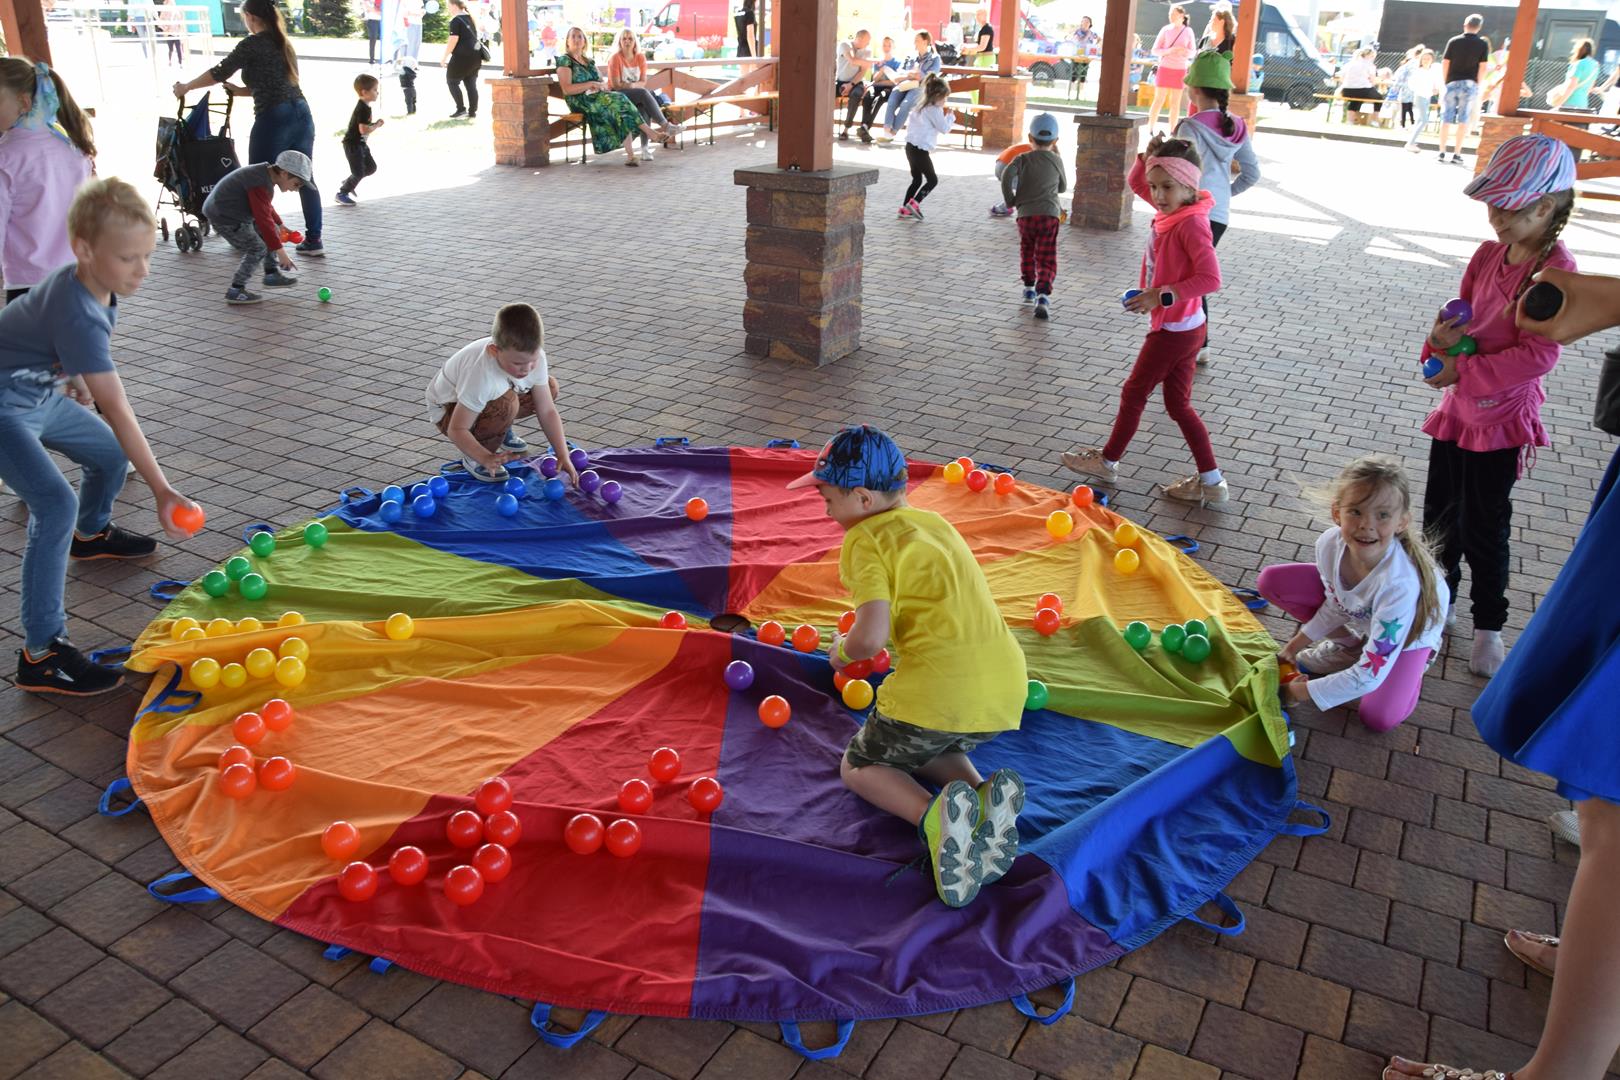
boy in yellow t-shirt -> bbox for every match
[787,425,1028,908]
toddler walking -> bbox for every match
[1000,112,1067,320]
[336,73,383,206]
[899,75,952,220]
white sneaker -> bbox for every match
[1548,810,1581,847]
[1295,637,1362,676]
[1060,447,1118,483]
[1470,629,1506,677]
[1162,474,1230,507]
[1196,348,1210,367]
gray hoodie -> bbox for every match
[1000,145,1068,220]
[1174,110,1259,226]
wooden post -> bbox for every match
[996,0,1017,77]
[1231,0,1259,95]
[1072,0,1144,230]
[0,0,51,65]
[1496,0,1539,121]
[499,0,532,76]
[775,0,833,171]
[1094,0,1135,116]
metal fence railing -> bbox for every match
[43,3,217,108]
[1346,51,1612,111]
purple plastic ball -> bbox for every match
[569,448,590,471]
[543,477,567,501]
[723,660,755,691]
[412,495,437,518]
[539,456,559,479]
[1440,297,1473,325]
[578,470,601,495]
[503,476,526,497]
[600,480,623,504]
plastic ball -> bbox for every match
[1072,485,1095,508]
[966,469,989,492]
[474,842,513,882]
[605,819,642,858]
[484,809,522,847]
[1183,618,1209,639]
[385,612,414,640]
[202,570,230,597]
[1037,593,1063,613]
[539,456,559,478]
[792,624,820,653]
[379,500,403,524]
[410,483,432,502]
[245,648,277,679]
[389,845,428,886]
[1181,634,1212,663]
[723,660,755,691]
[871,648,892,674]
[956,456,975,473]
[219,762,256,798]
[942,461,966,484]
[412,495,437,518]
[569,448,590,471]
[1034,607,1062,636]
[1046,511,1074,539]
[258,756,296,791]
[278,636,309,662]
[1123,621,1153,650]
[758,620,786,646]
[1114,523,1140,548]
[1025,679,1049,711]
[564,812,604,854]
[220,663,247,688]
[660,611,687,630]
[170,503,206,534]
[687,776,724,812]
[502,476,526,497]
[322,820,361,861]
[543,478,567,501]
[841,678,875,710]
[833,671,851,692]
[382,485,406,504]
[1440,296,1473,324]
[218,744,254,771]
[1121,288,1144,307]
[190,657,222,689]
[181,627,207,642]
[249,532,276,558]
[446,809,484,848]
[600,480,623,503]
[225,555,252,581]
[444,864,485,905]
[273,655,306,688]
[1448,334,1478,357]
[261,698,293,731]
[1161,624,1187,654]
[236,617,264,635]
[171,617,201,641]
[232,711,266,746]
[994,472,1016,495]
[423,475,447,499]
[206,618,234,638]
[496,493,520,517]
[758,695,791,728]
[1114,548,1141,574]
[475,777,513,816]
[239,573,268,601]
[838,610,857,634]
[317,286,332,303]
[338,861,378,902]
[649,746,681,783]
[578,470,601,495]
[843,658,873,679]
[304,520,330,547]
[618,778,654,813]
[685,497,709,521]
[1422,357,1445,379]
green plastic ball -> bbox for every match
[1161,624,1187,654]
[249,532,276,558]
[1447,334,1477,357]
[224,555,252,581]
[1183,618,1209,640]
[1025,679,1049,711]
[201,570,230,598]
[238,572,268,601]
[1181,633,1212,663]
[317,286,332,303]
[303,521,329,548]
[1123,621,1153,651]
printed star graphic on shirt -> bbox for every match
[1360,649,1389,675]
[1378,617,1404,642]
[1374,636,1399,659]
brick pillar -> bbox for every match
[976,75,1030,150]
[733,165,879,366]
[1227,92,1260,133]
[1071,113,1146,231]
[490,76,552,167]
[1474,113,1529,175]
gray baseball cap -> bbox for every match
[274,150,313,183]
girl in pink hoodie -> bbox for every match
[1061,136,1225,507]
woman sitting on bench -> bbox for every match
[608,29,683,159]
[885,30,942,135]
[556,26,666,166]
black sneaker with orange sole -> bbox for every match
[70,524,157,561]
[15,639,124,696]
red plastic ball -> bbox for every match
[994,472,1016,495]
[660,611,687,630]
[687,776,724,813]
[966,469,989,492]
[1034,607,1062,636]
[232,711,267,747]
[444,864,485,906]
[843,658,873,680]
[758,695,791,728]
[484,809,523,847]
[832,671,851,692]
[257,756,296,791]
[218,744,254,772]
[473,842,512,882]
[872,648,892,674]
[322,820,360,861]
[564,812,604,855]
[605,818,642,857]
[956,456,975,472]
[219,762,256,799]
[260,698,294,732]
[170,503,206,534]
[474,777,513,816]
[685,497,709,521]
[792,624,820,653]
[446,809,484,849]
[837,610,857,634]
[389,845,428,886]
[649,746,681,783]
[618,778,653,814]
[1071,485,1095,508]
[337,861,378,901]
[1038,593,1064,614]
[757,620,786,646]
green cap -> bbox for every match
[1184,49,1234,90]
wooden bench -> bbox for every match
[662,90,779,147]
[831,94,992,148]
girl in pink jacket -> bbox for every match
[1061,136,1226,507]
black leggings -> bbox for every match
[1424,439,1520,632]
[904,143,937,204]
[1199,220,1226,348]
[1400,100,1415,125]
[5,287,27,303]
[448,59,479,115]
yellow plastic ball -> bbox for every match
[942,461,965,484]
[278,636,309,662]
[245,647,277,679]
[841,677,875,710]
[1114,523,1140,548]
[385,613,414,641]
[1115,548,1141,574]
[171,617,201,642]
[277,611,306,628]
[205,618,234,638]
[235,617,264,635]
[220,662,248,689]
[1046,510,1074,539]
[180,627,207,642]
[274,655,307,688]
[189,657,221,689]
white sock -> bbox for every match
[1199,469,1223,486]
[1104,458,1119,470]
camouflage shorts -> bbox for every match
[844,710,1003,771]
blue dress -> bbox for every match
[1472,445,1620,802]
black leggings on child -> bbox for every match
[903,143,937,205]
[1424,439,1520,632]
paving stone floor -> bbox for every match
[2,124,1618,1079]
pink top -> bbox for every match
[1421,239,1576,455]
[1152,23,1196,70]
[1128,155,1221,332]
[0,128,92,290]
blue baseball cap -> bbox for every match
[1029,113,1060,142]
[786,425,909,492]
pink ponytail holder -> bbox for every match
[1147,155,1202,191]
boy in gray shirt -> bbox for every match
[1000,113,1068,320]
[201,150,311,305]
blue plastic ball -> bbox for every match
[600,480,623,504]
[496,493,520,517]
[410,483,431,502]
[428,475,450,498]
[379,500,403,524]
[540,456,559,479]
[1422,357,1444,379]
[382,485,405,504]
[569,448,590,471]
[503,476,526,497]
[543,478,567,501]
[412,495,437,518]
[579,470,601,495]
[1120,288,1143,308]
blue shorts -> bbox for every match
[1441,79,1478,124]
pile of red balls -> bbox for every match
[1033,593,1064,637]
[564,746,725,859]
[216,698,297,799]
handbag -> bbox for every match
[1596,347,1620,435]
[478,37,492,61]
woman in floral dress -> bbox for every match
[555,27,663,166]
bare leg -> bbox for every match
[1147,87,1165,129]
[840,755,932,825]
[916,752,983,790]
[1168,87,1183,124]
[622,133,638,163]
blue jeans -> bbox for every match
[249,99,322,244]
[1441,79,1477,124]
[886,87,920,132]
[0,371,128,651]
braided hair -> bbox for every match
[1206,86,1234,137]
[1513,189,1575,303]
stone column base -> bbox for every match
[1474,113,1530,175]
[1071,113,1147,231]
[1228,92,1260,132]
[490,76,552,167]
[733,165,880,366]
[976,75,1030,150]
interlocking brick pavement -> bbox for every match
[2,117,1618,1079]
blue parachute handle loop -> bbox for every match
[780,1019,856,1060]
[148,871,220,904]
[1184,893,1247,936]
[151,579,188,601]
[340,486,375,505]
[88,645,130,669]
[368,957,393,974]
[1232,586,1269,611]
[241,522,276,545]
[1010,976,1076,1025]
[98,776,144,817]
[133,664,202,722]
[1278,800,1332,837]
[1164,534,1201,555]
[977,460,1009,473]
[322,944,352,961]
[529,1003,607,1048]
[654,436,690,447]
[765,438,801,449]
[1093,489,1110,507]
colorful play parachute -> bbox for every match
[121,445,1320,1048]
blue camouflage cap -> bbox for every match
[786,424,910,492]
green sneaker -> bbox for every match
[919,781,984,908]
[974,768,1026,887]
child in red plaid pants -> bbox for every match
[999,113,1068,320]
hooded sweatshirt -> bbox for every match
[1127,155,1222,332]
[1174,110,1260,227]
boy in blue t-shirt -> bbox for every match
[0,177,198,695]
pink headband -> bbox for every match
[1147,155,1201,191]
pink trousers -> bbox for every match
[1257,563,1432,733]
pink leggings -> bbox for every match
[1257,563,1432,733]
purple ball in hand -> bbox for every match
[578,470,601,495]
[539,456,559,479]
[723,660,755,691]
[569,448,590,471]
[600,480,623,504]
[1440,297,1472,325]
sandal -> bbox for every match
[1383,1058,1513,1079]
[1504,928,1558,978]
[625,158,640,167]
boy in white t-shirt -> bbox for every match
[425,303,575,484]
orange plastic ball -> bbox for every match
[1072,485,1095,508]
[260,698,293,732]
[1037,593,1063,614]
[322,820,361,861]
[993,472,1016,495]
[792,624,820,653]
[832,671,851,692]
[484,809,523,847]
[232,711,266,746]
[444,864,485,906]
[257,756,296,791]
[685,497,709,521]
[218,744,254,772]
[956,456,975,472]
[337,861,378,902]
[1034,608,1062,636]
[170,503,206,535]
[564,812,605,854]
[389,845,428,886]
[758,695,791,728]
[966,469,989,492]
[605,818,642,857]
[837,610,857,634]
[687,776,724,813]
[446,809,484,849]
[660,611,688,630]
[474,777,513,816]
[757,620,786,646]
[219,762,256,799]
[618,778,654,813]
[473,842,513,882]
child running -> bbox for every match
[899,75,953,221]
[988,140,1031,217]
[336,73,383,206]
[1061,136,1227,506]
[787,425,1027,908]
[1420,134,1577,677]
[1000,112,1067,320]
[1260,457,1448,731]
[201,149,312,304]
[0,58,95,301]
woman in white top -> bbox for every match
[607,29,682,158]
[1338,47,1380,124]
[1403,49,1442,151]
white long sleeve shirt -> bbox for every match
[1301,527,1448,711]
[904,103,954,151]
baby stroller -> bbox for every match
[154,93,240,253]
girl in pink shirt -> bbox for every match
[1147,5,1197,130]
[0,59,95,301]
